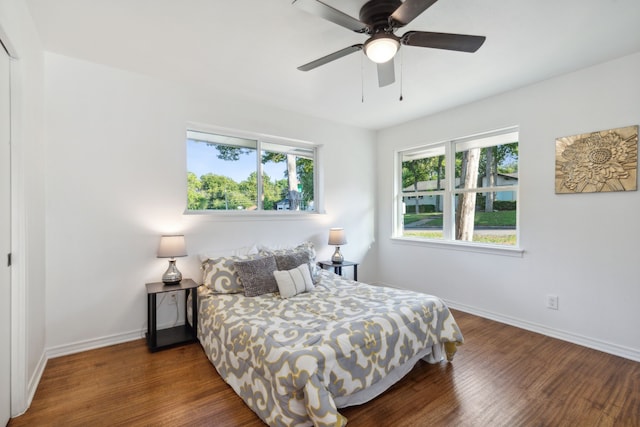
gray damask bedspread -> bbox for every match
[197,269,463,427]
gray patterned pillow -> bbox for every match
[261,242,320,283]
[275,252,311,271]
[201,255,258,293]
[234,255,279,297]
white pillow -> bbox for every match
[273,263,314,298]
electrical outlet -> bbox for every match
[546,294,559,310]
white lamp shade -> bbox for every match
[328,228,347,246]
[157,235,187,258]
[364,36,399,63]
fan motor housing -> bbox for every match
[359,0,402,31]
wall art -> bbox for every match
[555,125,638,194]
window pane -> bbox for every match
[455,141,519,189]
[186,134,258,210]
[261,144,315,211]
[402,194,444,239]
[453,191,517,246]
[402,146,446,193]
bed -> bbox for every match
[194,244,463,427]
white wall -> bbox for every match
[43,52,377,352]
[0,0,47,415]
[376,52,640,361]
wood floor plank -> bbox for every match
[9,310,640,426]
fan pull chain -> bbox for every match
[361,53,365,103]
[399,49,404,101]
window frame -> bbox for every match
[185,123,323,216]
[393,127,523,257]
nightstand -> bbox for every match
[318,260,359,281]
[146,278,199,352]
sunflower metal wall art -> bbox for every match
[555,125,638,194]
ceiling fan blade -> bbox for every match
[390,0,439,27]
[401,31,486,52]
[297,45,363,71]
[377,59,395,87]
[293,0,367,33]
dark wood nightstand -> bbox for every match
[146,278,199,352]
[318,260,359,281]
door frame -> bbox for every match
[0,36,12,426]
[0,24,29,418]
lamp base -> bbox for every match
[331,247,344,264]
[162,259,183,284]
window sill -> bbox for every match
[391,236,524,257]
[184,210,326,221]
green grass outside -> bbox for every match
[404,210,516,227]
[403,210,517,246]
[403,213,441,225]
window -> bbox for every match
[396,127,519,247]
[186,128,318,212]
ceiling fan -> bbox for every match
[294,0,486,87]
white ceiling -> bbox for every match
[25,0,640,130]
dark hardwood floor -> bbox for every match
[9,310,640,426]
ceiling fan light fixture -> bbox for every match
[364,35,399,63]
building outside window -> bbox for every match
[186,129,317,212]
[397,127,519,246]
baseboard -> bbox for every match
[446,300,640,363]
[46,329,145,359]
[24,351,46,414]
[11,350,46,418]
[44,319,187,359]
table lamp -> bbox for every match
[328,228,347,264]
[157,235,187,284]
